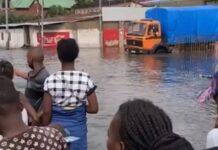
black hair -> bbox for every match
[57,38,79,63]
[0,60,14,79]
[117,99,193,150]
[0,76,19,106]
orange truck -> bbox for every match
[125,6,218,54]
[125,19,170,54]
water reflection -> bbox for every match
[102,47,120,59]
[0,48,217,149]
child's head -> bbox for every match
[0,60,14,79]
[57,38,79,63]
[107,99,193,150]
[27,49,44,69]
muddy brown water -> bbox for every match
[0,48,217,149]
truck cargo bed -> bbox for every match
[146,6,218,45]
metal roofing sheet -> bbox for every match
[10,0,76,9]
[11,0,34,9]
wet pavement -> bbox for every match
[0,48,217,149]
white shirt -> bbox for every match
[207,129,218,148]
[22,108,28,125]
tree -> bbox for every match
[74,0,94,8]
[47,5,67,17]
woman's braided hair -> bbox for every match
[117,99,194,150]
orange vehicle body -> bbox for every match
[125,19,168,54]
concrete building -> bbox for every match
[0,15,100,49]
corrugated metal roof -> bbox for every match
[10,0,76,9]
[10,0,34,9]
[0,14,100,27]
[0,21,65,27]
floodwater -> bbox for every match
[0,47,218,149]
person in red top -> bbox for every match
[0,76,67,150]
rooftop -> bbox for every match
[10,0,76,9]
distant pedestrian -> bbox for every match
[0,60,38,125]
[107,99,194,150]
[41,38,99,150]
[206,64,218,128]
[15,49,49,111]
[0,76,67,150]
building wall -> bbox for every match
[205,0,218,4]
[157,0,218,6]
[159,0,204,6]
[143,0,205,6]
[29,26,73,48]
[75,20,100,48]
[0,28,25,49]
[11,2,42,18]
[28,19,100,48]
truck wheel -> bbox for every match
[154,46,169,54]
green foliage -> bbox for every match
[74,0,94,8]
[0,14,37,24]
[47,5,67,17]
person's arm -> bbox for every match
[86,75,98,114]
[15,69,28,80]
[19,93,39,124]
[87,92,98,114]
[42,92,52,126]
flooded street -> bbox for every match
[0,48,217,149]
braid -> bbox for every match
[0,60,14,79]
[117,99,193,150]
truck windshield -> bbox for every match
[128,23,146,36]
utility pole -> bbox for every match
[40,0,44,49]
[5,0,9,50]
[99,0,102,48]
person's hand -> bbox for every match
[31,114,40,125]
[14,68,22,77]
[14,68,28,79]
[37,111,44,119]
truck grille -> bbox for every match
[127,40,143,47]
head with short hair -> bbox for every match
[27,48,44,69]
[57,38,79,63]
[107,99,194,150]
[0,60,14,79]
[0,76,20,117]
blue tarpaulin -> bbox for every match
[146,6,218,44]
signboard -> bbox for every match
[102,7,151,22]
[103,28,119,47]
[37,31,70,49]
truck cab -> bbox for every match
[125,19,169,54]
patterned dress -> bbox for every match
[0,127,67,150]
